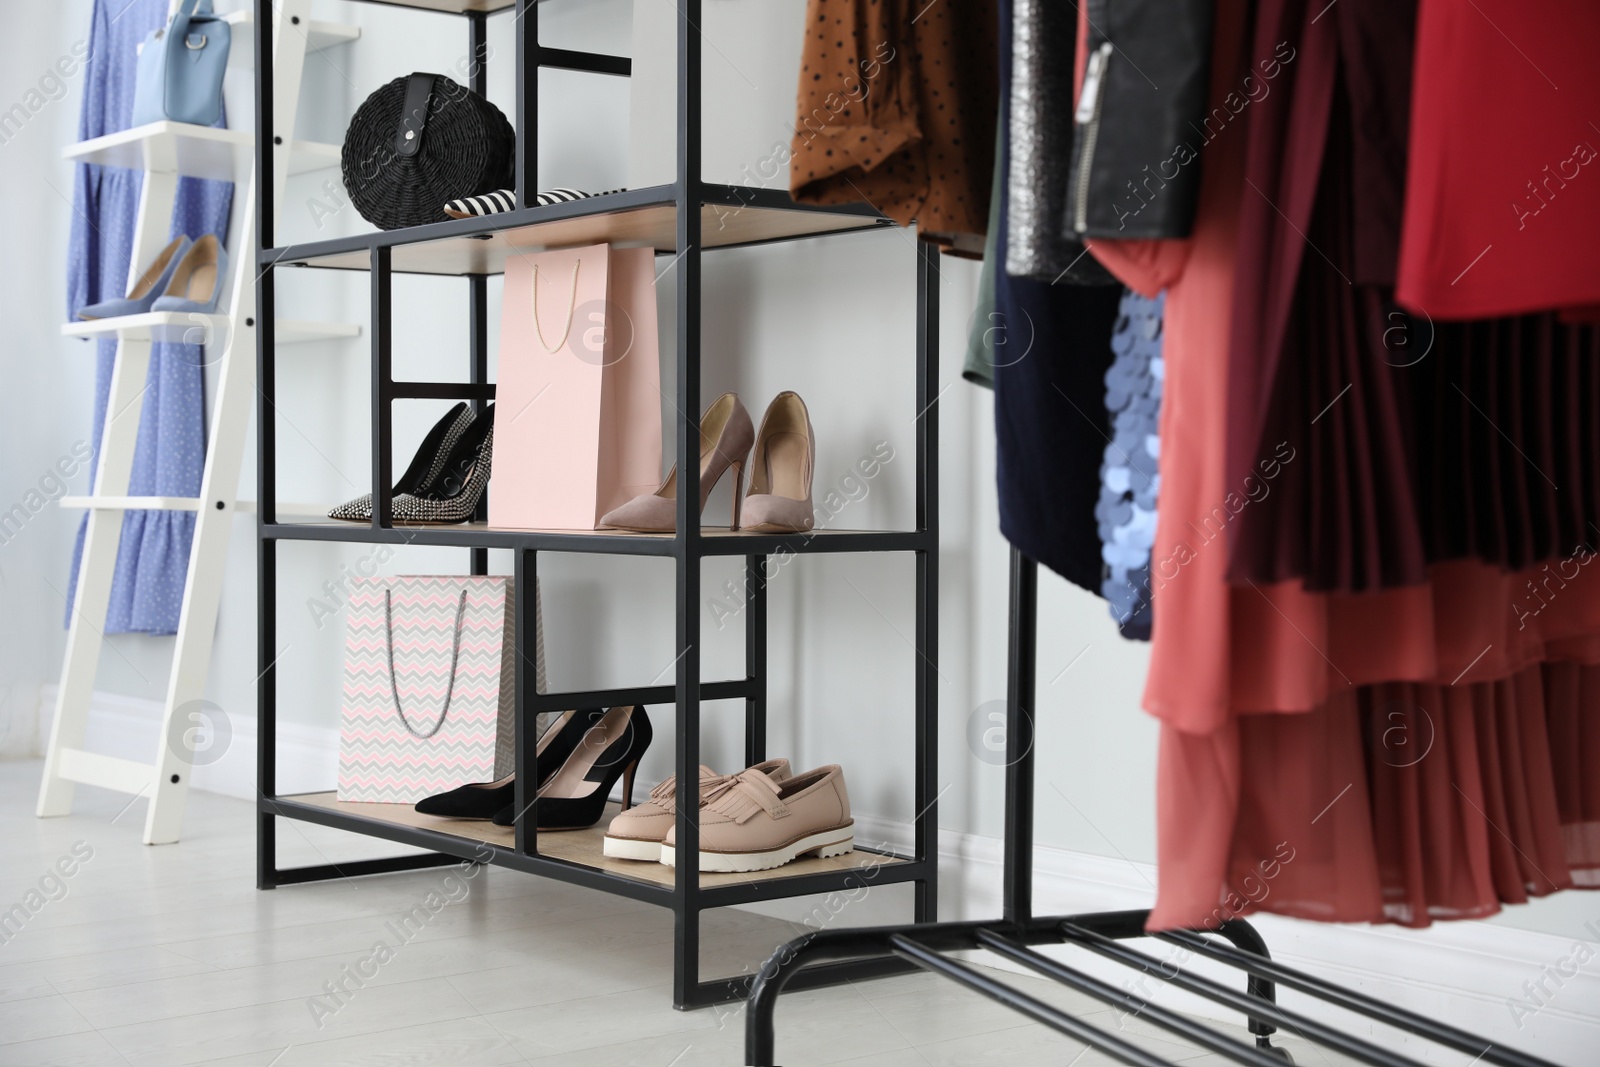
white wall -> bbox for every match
[0,0,100,757]
[3,0,1593,966]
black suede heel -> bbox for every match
[413,706,606,818]
[492,706,653,830]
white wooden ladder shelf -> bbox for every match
[38,0,358,844]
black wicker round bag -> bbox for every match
[341,72,516,230]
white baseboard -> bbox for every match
[36,684,338,800]
[36,688,1597,1063]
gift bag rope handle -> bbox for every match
[384,587,468,739]
[531,258,581,353]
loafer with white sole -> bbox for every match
[659,764,853,873]
[601,758,790,861]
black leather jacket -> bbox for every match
[1068,0,1214,239]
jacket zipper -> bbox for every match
[1073,42,1114,235]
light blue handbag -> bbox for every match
[131,0,230,127]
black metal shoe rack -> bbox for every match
[747,548,1563,1066]
[252,0,937,1010]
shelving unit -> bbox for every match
[39,0,357,846]
[254,0,939,1009]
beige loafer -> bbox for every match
[659,764,853,873]
[602,758,791,861]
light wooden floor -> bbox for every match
[0,761,1348,1066]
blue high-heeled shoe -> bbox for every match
[75,235,191,320]
[151,234,228,314]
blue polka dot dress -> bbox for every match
[65,0,233,634]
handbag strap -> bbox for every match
[394,73,438,159]
[383,586,468,740]
[169,0,215,48]
[172,0,209,26]
[531,258,582,353]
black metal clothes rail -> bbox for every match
[746,548,1564,1066]
[253,0,940,1010]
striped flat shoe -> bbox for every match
[443,187,627,219]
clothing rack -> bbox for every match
[746,547,1561,1067]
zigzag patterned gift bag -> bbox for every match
[336,575,544,804]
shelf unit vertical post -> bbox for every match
[913,240,941,923]
[744,554,768,767]
[467,9,491,573]
[467,273,491,569]
[671,0,707,1010]
[514,0,539,207]
[254,0,279,888]
[513,548,540,856]
[1002,548,1037,925]
[370,247,395,530]
[467,11,489,95]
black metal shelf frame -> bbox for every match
[259,183,894,272]
[745,549,1563,1066]
[253,0,938,1010]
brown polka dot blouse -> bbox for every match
[789,0,998,256]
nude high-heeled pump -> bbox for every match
[742,392,816,533]
[152,233,228,314]
[599,392,755,532]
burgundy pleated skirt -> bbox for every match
[1150,662,1600,931]
[1223,1,1600,593]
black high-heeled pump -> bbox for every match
[328,402,477,521]
[492,705,653,829]
[413,707,606,819]
[390,404,494,525]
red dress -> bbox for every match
[1396,0,1600,320]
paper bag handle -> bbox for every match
[384,587,468,739]
[531,258,582,353]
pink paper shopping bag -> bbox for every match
[336,575,544,804]
[491,243,663,529]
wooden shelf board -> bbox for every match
[278,202,890,275]
[339,0,516,13]
[263,517,921,555]
[285,792,902,891]
[277,519,901,537]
